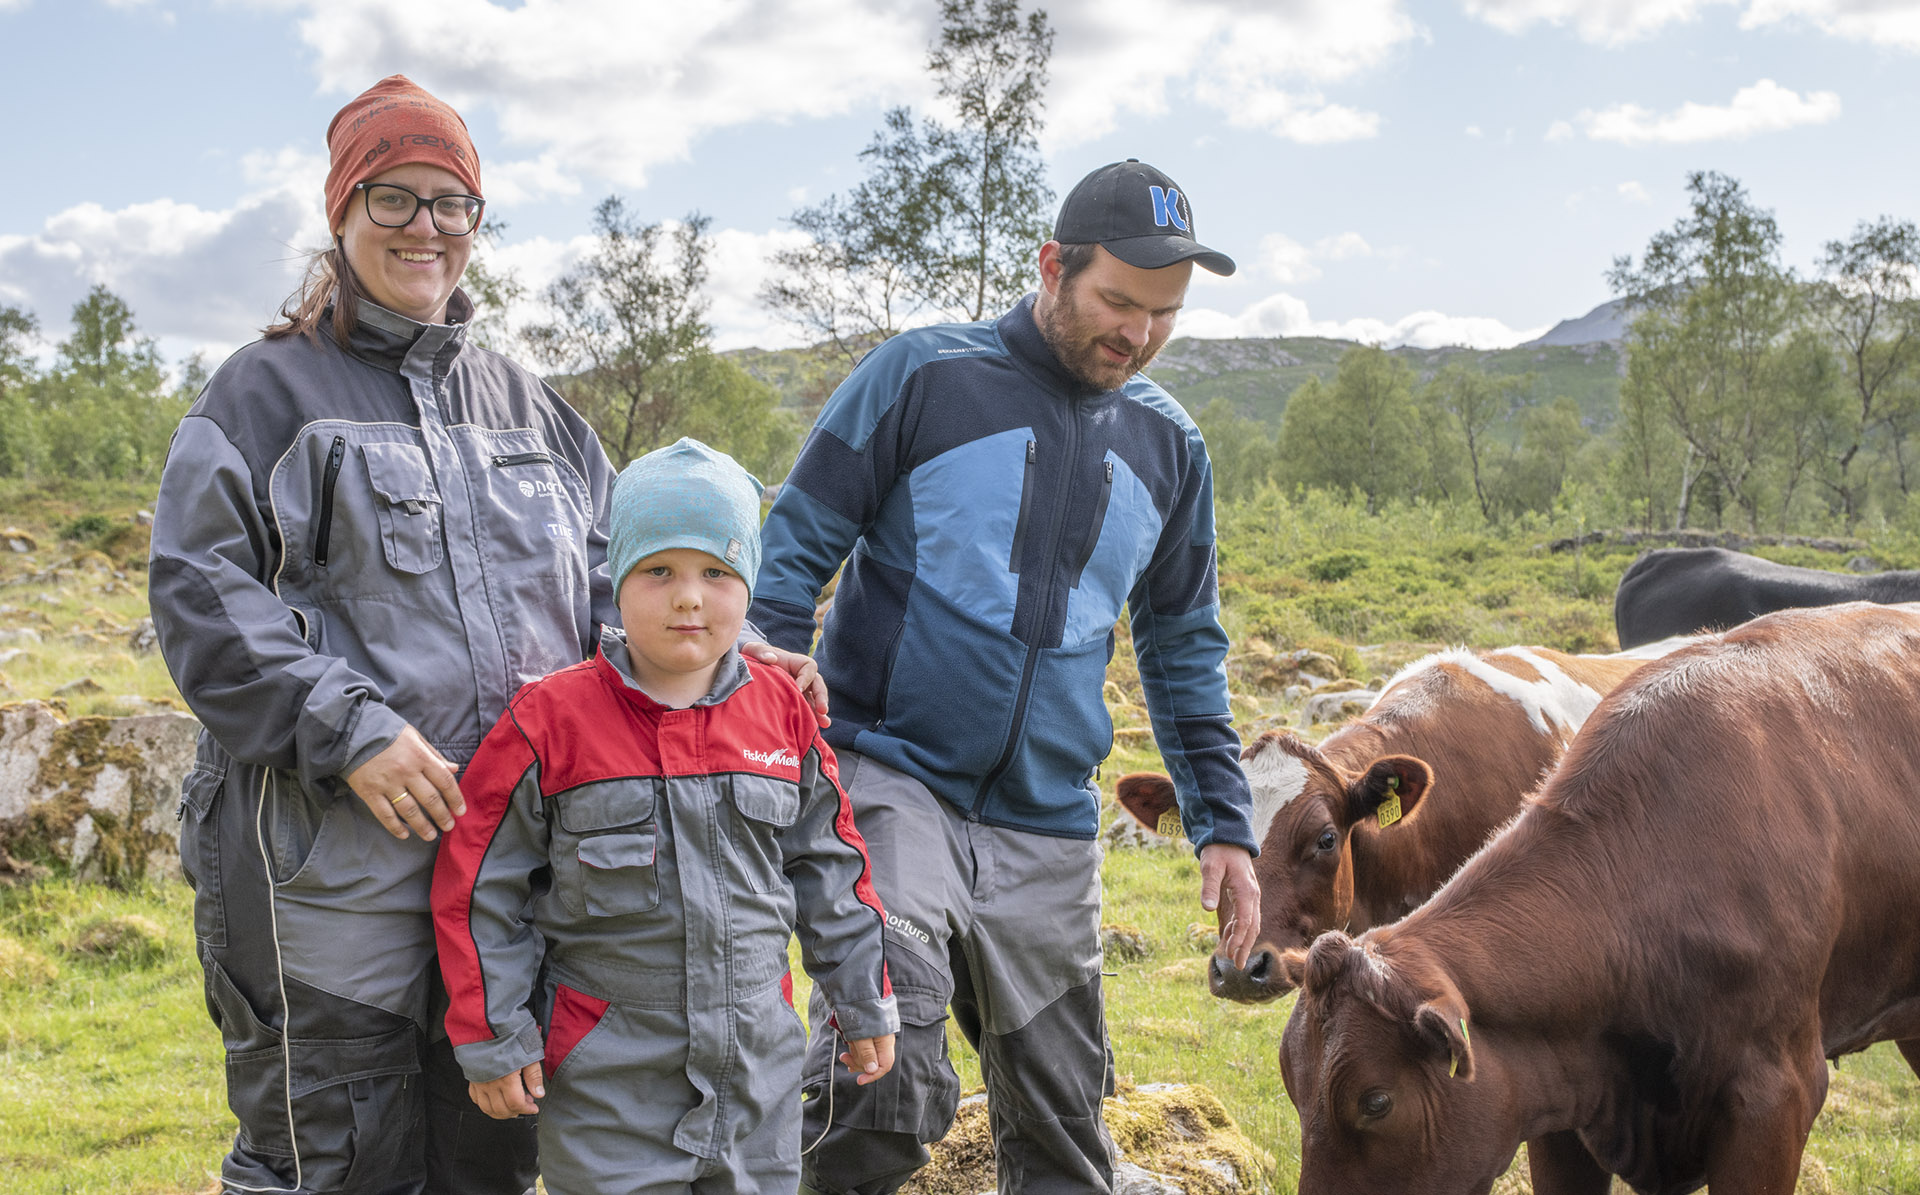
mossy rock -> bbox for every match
[1185,922,1222,954]
[1104,1081,1274,1194]
[1101,922,1153,964]
[67,913,169,964]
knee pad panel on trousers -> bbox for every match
[205,953,426,1193]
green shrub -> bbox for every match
[1305,550,1371,582]
[59,513,112,542]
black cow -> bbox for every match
[1613,545,1920,648]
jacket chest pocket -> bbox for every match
[362,442,445,574]
[555,782,661,917]
[728,774,801,894]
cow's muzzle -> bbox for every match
[1209,944,1291,1002]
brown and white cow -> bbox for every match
[1277,602,1920,1195]
[1117,643,1666,1002]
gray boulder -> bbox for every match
[0,701,198,881]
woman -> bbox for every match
[150,76,818,1195]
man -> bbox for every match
[748,159,1260,1195]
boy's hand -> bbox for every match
[746,641,832,727]
[469,1061,545,1119]
[839,1034,896,1086]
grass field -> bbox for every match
[5,478,1920,1191]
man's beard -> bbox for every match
[1038,283,1162,392]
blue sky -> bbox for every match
[5,0,1920,369]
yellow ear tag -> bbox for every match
[1376,775,1402,830]
[1450,1017,1469,1078]
[1157,810,1184,839]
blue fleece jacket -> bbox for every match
[749,295,1255,850]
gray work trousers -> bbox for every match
[799,752,1116,1195]
[179,757,537,1195]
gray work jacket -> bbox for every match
[150,292,615,1018]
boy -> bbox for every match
[433,437,898,1195]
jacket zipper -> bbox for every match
[492,451,554,467]
[1066,459,1114,589]
[313,435,346,567]
[1008,439,1038,572]
[973,413,1080,818]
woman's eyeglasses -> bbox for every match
[354,182,485,236]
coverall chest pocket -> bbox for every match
[728,775,800,894]
[361,442,444,574]
[556,782,661,917]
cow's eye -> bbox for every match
[1316,828,1338,853]
[1360,1090,1392,1119]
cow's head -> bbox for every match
[1278,932,1518,1194]
[1116,732,1433,1002]
[1234,731,1432,1000]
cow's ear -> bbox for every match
[1349,756,1434,830]
[1414,999,1474,1081]
[1277,947,1310,991]
[1115,773,1178,834]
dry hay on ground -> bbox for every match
[901,1080,1272,1195]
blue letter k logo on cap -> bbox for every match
[1149,185,1189,232]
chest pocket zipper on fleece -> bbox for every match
[1066,459,1114,589]
[361,442,445,575]
[1008,439,1038,573]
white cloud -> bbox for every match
[1742,0,1920,50]
[1618,180,1652,202]
[1465,124,1485,138]
[1260,235,1320,284]
[1546,120,1575,141]
[258,0,1416,178]
[1577,79,1841,144]
[1257,232,1376,284]
[1463,0,1735,45]
[1179,291,1544,349]
[1048,0,1415,146]
[1469,0,1920,50]
[0,154,326,362]
[1316,232,1375,261]
[281,0,935,190]
[483,223,814,354]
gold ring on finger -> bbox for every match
[388,792,411,806]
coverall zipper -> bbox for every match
[312,435,346,566]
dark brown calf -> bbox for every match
[1117,645,1653,1002]
[1278,602,1920,1195]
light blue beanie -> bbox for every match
[608,438,764,595]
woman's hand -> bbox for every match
[744,641,831,727]
[345,724,466,841]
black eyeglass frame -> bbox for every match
[352,182,486,236]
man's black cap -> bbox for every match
[1052,159,1235,276]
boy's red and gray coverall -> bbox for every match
[433,629,898,1195]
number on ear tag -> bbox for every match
[1376,793,1402,829]
[1157,810,1183,839]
